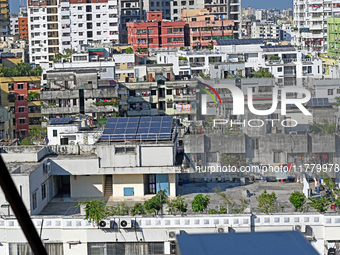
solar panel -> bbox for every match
[128,117,140,123]
[140,117,151,123]
[127,122,138,128]
[151,122,161,128]
[106,118,118,123]
[116,123,128,128]
[103,128,114,134]
[118,118,129,123]
[306,98,329,107]
[105,123,116,129]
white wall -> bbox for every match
[141,147,173,167]
[70,175,103,198]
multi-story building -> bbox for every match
[0,38,28,63]
[9,16,18,36]
[127,12,185,56]
[0,106,13,139]
[18,7,28,40]
[280,23,292,41]
[327,16,340,59]
[182,9,234,48]
[28,0,119,67]
[292,0,336,52]
[0,76,41,138]
[255,9,267,21]
[251,22,280,39]
[204,0,241,39]
[120,64,198,124]
[170,0,205,21]
[40,69,119,119]
[0,0,10,36]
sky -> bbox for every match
[241,0,293,10]
[9,0,293,14]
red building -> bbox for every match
[18,17,28,40]
[127,12,185,56]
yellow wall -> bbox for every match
[70,175,103,198]
[112,174,144,197]
[2,58,22,69]
[320,57,338,75]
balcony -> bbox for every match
[190,62,205,67]
[41,90,79,100]
[172,95,196,101]
[127,96,151,103]
[86,104,118,113]
[41,106,80,115]
[284,70,296,76]
[127,109,158,116]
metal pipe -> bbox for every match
[0,155,47,255]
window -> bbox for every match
[41,183,46,200]
[151,90,156,96]
[151,103,157,109]
[328,89,333,95]
[146,174,156,194]
[156,2,160,6]
[173,9,178,14]
[20,130,26,136]
[8,84,14,90]
[189,0,194,4]
[78,6,82,10]
[78,23,83,27]
[181,1,186,5]
[126,147,135,153]
[115,147,136,154]
[273,152,281,163]
[252,87,255,93]
[18,95,24,101]
[17,84,24,89]
[32,192,37,210]
[166,89,172,95]
[79,32,83,36]
[205,17,210,21]
[337,89,340,94]
[78,15,83,19]
[97,31,101,35]
[192,18,197,21]
[278,67,282,72]
[96,23,101,26]
[167,28,172,33]
[19,118,25,124]
[151,2,154,6]
[167,38,173,43]
[53,130,57,137]
[18,107,25,113]
[252,138,259,150]
[96,6,100,9]
[167,102,173,108]
[96,14,100,18]
[148,29,153,34]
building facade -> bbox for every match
[0,76,41,138]
[28,0,119,66]
[251,22,280,39]
[327,16,340,59]
[0,0,9,36]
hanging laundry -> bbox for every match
[322,154,328,159]
[176,104,182,112]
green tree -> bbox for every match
[27,91,40,102]
[130,203,146,216]
[308,197,331,213]
[314,119,336,134]
[256,190,277,214]
[20,137,33,145]
[125,47,133,54]
[77,199,107,226]
[214,187,235,213]
[208,209,218,214]
[144,190,168,215]
[289,191,306,212]
[166,195,188,215]
[199,71,205,79]
[106,202,129,216]
[191,194,210,213]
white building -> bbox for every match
[255,9,267,21]
[280,23,292,41]
[251,22,280,39]
[0,214,338,254]
[28,0,119,67]
[9,16,18,36]
[292,0,336,53]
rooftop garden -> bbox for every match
[1,62,42,77]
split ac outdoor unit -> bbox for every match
[217,226,231,233]
[120,219,132,229]
[168,230,180,240]
[98,220,111,228]
[294,224,306,233]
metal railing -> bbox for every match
[100,132,175,144]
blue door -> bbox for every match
[156,174,169,195]
[124,187,134,196]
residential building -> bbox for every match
[127,12,185,56]
[255,9,267,21]
[18,7,28,40]
[251,22,280,39]
[241,19,252,38]
[0,0,10,36]
[46,116,103,145]
[171,0,205,21]
[314,79,340,103]
[119,0,144,43]
[40,70,119,119]
[327,16,340,59]
[9,16,18,36]
[120,64,198,124]
[0,76,41,138]
[0,39,27,63]
[280,23,292,41]
[0,106,13,139]
[144,0,172,20]
[28,0,119,66]
[292,0,335,53]
[204,0,241,39]
[182,9,234,48]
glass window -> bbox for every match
[32,192,37,210]
[328,89,333,95]
[41,183,46,200]
[53,130,57,137]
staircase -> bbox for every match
[104,175,113,197]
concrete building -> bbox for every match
[40,70,119,119]
[9,8,27,37]
[0,0,9,36]
[28,0,119,66]
[0,38,28,63]
[46,117,103,145]
[251,22,280,39]
[280,23,292,42]
[0,76,41,138]
[127,12,185,57]
[255,9,267,21]
[292,0,337,53]
[9,16,18,36]
[327,16,340,59]
[182,9,234,48]
[314,79,340,103]
[0,106,13,139]
[120,64,198,125]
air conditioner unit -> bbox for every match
[168,230,180,240]
[120,219,132,229]
[98,220,111,228]
[217,226,231,233]
[294,224,306,233]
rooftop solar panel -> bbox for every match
[116,123,128,128]
[106,118,118,123]
[105,123,116,129]
[118,118,129,123]
[306,98,329,107]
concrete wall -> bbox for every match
[0,146,48,163]
[141,147,173,167]
[112,174,144,197]
[70,175,103,198]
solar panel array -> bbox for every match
[49,117,76,124]
[306,98,330,107]
[100,116,173,142]
[261,45,296,52]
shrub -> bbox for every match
[308,197,331,213]
[191,194,210,213]
[256,190,277,214]
[289,191,306,212]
